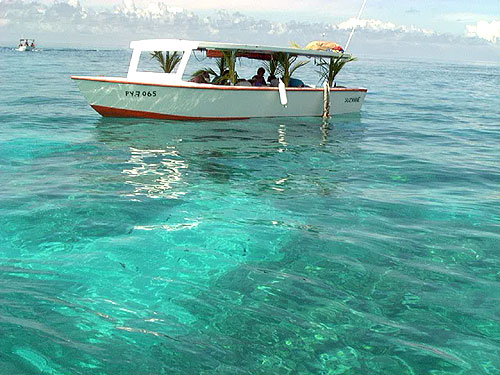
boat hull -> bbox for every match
[72,77,367,120]
[17,46,34,52]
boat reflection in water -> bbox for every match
[95,118,189,201]
[123,146,188,200]
[94,115,365,201]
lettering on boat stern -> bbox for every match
[125,90,157,98]
[345,96,361,103]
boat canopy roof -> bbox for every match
[129,39,350,59]
[20,38,35,41]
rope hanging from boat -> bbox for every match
[344,0,368,51]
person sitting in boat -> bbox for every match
[267,74,279,87]
[31,42,35,48]
[251,67,266,86]
[189,71,210,84]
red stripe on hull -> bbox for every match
[91,105,250,121]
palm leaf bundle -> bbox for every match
[316,54,357,86]
[274,52,309,86]
[150,51,182,73]
[191,50,238,85]
[263,57,282,77]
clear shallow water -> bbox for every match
[1,47,500,374]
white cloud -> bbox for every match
[466,20,500,43]
[115,0,181,19]
[338,18,398,32]
[1,0,499,62]
[80,0,356,13]
[337,17,434,35]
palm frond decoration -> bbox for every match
[263,57,282,77]
[274,52,309,86]
[215,57,227,77]
[190,50,238,85]
[290,60,309,77]
[150,51,182,73]
[316,54,357,86]
[190,57,225,83]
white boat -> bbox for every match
[72,39,367,121]
[17,38,36,52]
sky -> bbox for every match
[1,0,499,61]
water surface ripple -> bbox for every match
[1,48,500,374]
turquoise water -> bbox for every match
[1,47,500,374]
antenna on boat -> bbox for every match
[344,0,367,52]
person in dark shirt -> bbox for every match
[252,67,266,86]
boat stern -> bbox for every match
[330,88,367,114]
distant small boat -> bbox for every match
[72,39,367,121]
[17,38,36,52]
